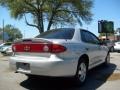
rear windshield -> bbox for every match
[36,28,75,39]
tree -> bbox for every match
[0,24,23,41]
[0,0,93,34]
[99,33,114,37]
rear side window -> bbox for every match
[81,30,100,44]
[36,28,75,39]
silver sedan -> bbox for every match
[9,28,109,85]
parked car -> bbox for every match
[102,39,115,52]
[0,42,13,55]
[0,43,6,49]
[114,41,120,52]
[9,28,109,85]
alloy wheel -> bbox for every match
[78,62,87,82]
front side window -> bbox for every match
[36,28,75,39]
[90,33,100,44]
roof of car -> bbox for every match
[35,28,89,38]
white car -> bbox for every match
[0,42,13,55]
[0,43,5,48]
[0,43,8,50]
[9,28,109,85]
[114,41,120,52]
[102,40,114,52]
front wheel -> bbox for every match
[104,52,110,66]
[1,52,7,56]
[110,47,114,52]
[75,59,87,85]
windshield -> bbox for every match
[36,28,75,39]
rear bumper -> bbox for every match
[9,55,77,77]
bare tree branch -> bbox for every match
[24,14,38,29]
[47,3,61,31]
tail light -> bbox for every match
[51,44,66,53]
[12,43,66,53]
[12,45,16,52]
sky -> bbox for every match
[0,0,120,38]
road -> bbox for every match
[0,53,120,90]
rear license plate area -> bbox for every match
[16,62,30,71]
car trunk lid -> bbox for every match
[12,38,66,57]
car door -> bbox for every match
[81,30,103,67]
[89,32,107,63]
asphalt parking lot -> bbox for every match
[0,53,120,90]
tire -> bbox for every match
[1,52,7,56]
[75,58,88,85]
[118,51,120,53]
[104,52,110,66]
[110,47,114,52]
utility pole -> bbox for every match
[3,19,4,43]
[105,33,108,40]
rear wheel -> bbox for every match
[75,59,87,85]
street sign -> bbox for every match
[98,20,114,33]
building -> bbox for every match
[99,35,119,41]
